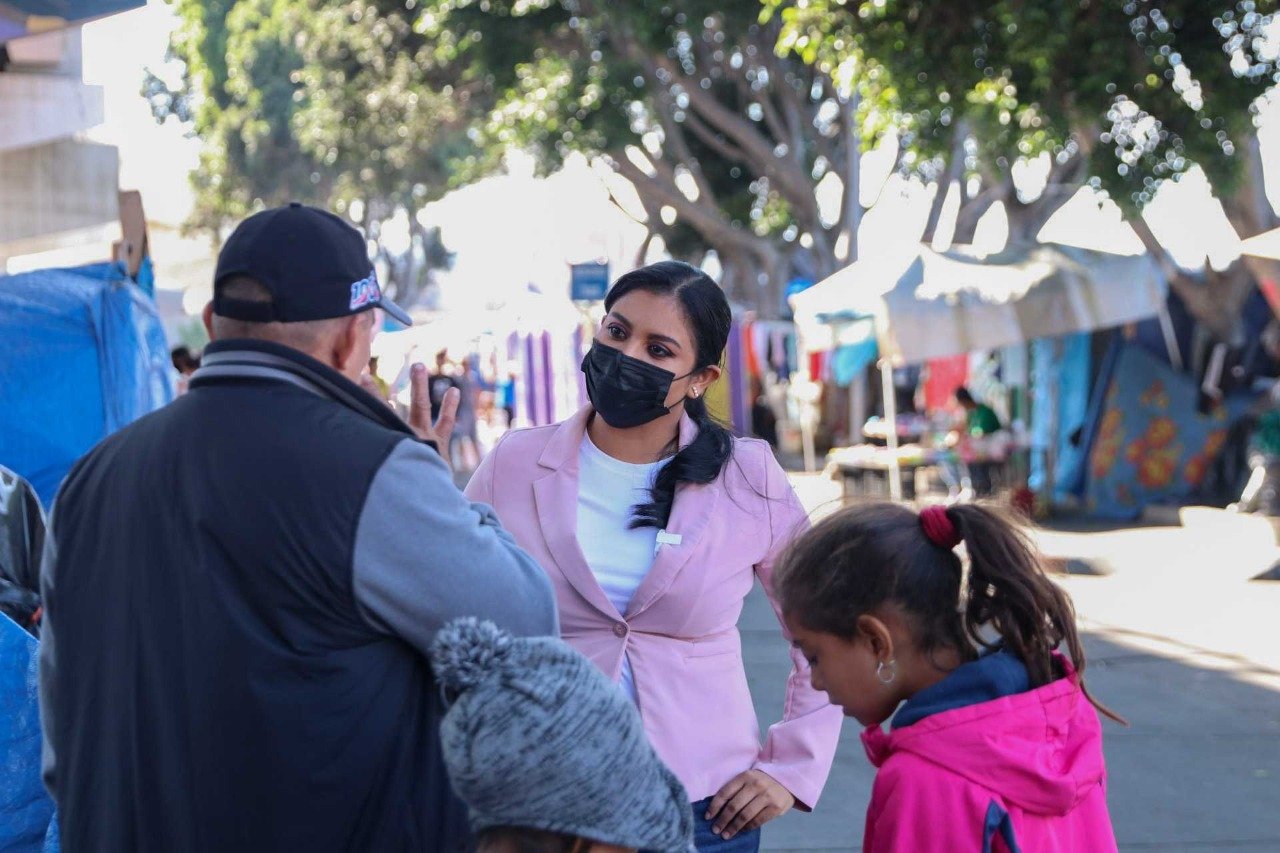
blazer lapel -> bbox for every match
[533,409,621,619]
[625,413,718,619]
[625,480,719,619]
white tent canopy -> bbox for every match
[792,242,1168,367]
[791,241,1170,500]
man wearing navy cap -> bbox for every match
[39,204,558,852]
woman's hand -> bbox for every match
[706,769,796,840]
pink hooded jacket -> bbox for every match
[860,654,1117,852]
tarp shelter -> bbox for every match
[0,262,172,507]
[792,243,1168,366]
[0,1,141,42]
[791,242,1169,500]
[0,612,58,852]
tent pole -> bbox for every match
[801,417,817,474]
[1157,303,1183,371]
[1043,337,1063,513]
[880,358,903,502]
[850,372,868,443]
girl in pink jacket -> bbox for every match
[775,502,1122,852]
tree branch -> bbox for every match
[923,121,969,245]
[683,110,750,163]
[653,95,719,208]
[952,173,1014,246]
[653,54,818,224]
[609,153,764,256]
[752,62,792,147]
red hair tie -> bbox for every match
[920,505,961,550]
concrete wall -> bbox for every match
[0,25,120,257]
[0,139,120,248]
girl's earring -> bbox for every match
[876,659,897,686]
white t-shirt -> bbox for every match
[576,433,669,703]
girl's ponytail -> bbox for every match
[946,504,1124,723]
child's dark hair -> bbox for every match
[776,501,1121,722]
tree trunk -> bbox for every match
[951,178,1011,245]
[634,231,657,267]
[838,90,863,264]
[716,250,754,310]
[1129,214,1245,343]
[754,242,786,321]
[922,122,969,246]
[1223,135,1280,313]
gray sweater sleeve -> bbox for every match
[353,439,558,654]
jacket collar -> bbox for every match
[536,406,699,470]
[891,647,1030,730]
[532,406,717,622]
[190,339,417,440]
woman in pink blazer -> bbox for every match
[466,262,842,851]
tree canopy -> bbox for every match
[768,0,1280,336]
[152,0,886,315]
[152,0,1279,329]
[416,0,881,313]
[146,0,459,307]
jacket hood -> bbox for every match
[863,653,1107,817]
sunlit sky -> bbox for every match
[78,0,1280,318]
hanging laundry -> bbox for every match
[741,322,762,380]
[751,324,770,379]
[922,354,969,413]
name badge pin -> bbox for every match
[654,530,683,555]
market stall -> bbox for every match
[792,242,1169,502]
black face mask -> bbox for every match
[581,341,694,429]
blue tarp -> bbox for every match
[0,263,172,507]
[0,613,58,852]
[1083,345,1251,519]
[1029,334,1092,501]
[1,2,144,44]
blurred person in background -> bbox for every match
[366,355,391,401]
[169,345,200,395]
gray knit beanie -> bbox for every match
[432,618,694,853]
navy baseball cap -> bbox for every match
[212,202,412,326]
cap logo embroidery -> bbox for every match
[349,273,382,311]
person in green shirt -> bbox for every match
[956,386,1002,437]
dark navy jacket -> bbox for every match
[39,340,557,853]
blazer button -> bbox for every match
[613,622,628,639]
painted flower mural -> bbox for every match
[1085,347,1246,519]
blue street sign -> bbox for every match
[570,262,610,302]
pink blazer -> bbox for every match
[465,407,842,807]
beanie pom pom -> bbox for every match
[432,617,513,694]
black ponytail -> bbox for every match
[943,505,1080,684]
[945,504,1123,722]
[632,394,734,529]
[601,261,735,531]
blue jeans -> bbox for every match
[691,797,762,852]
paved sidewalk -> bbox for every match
[742,475,1280,851]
